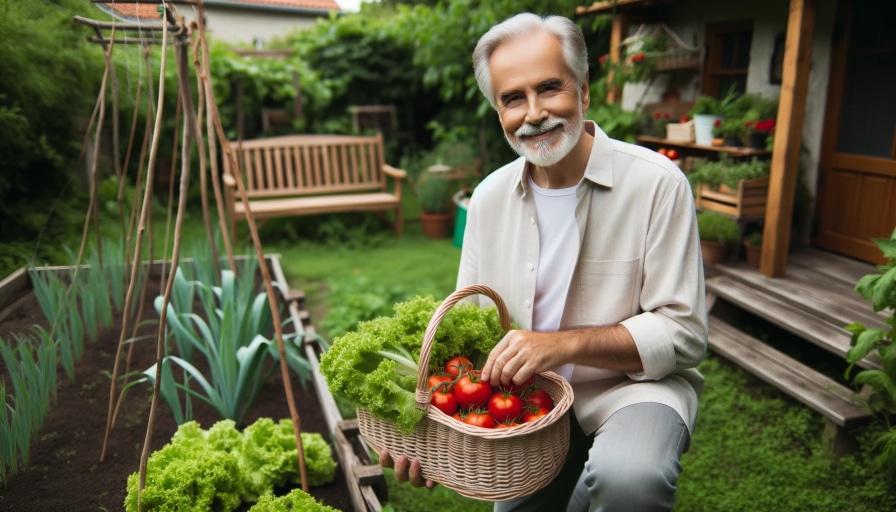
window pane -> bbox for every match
[836,51,896,158]
[735,32,753,69]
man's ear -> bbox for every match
[580,73,591,110]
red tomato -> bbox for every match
[495,421,520,429]
[430,387,458,416]
[524,387,554,411]
[522,405,549,424]
[667,149,679,161]
[506,374,536,394]
[488,391,524,424]
[445,356,472,377]
[428,374,453,393]
[454,371,493,409]
[679,115,689,124]
[657,148,668,156]
[463,410,496,429]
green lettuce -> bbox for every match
[319,294,507,433]
[247,488,339,512]
[239,418,338,501]
[125,418,337,511]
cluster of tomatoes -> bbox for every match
[428,355,555,429]
[657,147,680,161]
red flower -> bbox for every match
[713,119,722,127]
[630,52,645,63]
[754,119,777,132]
[654,111,662,119]
[664,112,670,119]
[599,54,608,65]
[744,120,754,129]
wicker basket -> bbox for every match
[357,284,574,501]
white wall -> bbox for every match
[180,5,328,46]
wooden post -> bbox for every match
[760,0,816,277]
[607,14,629,104]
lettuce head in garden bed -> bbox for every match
[319,294,509,433]
[124,418,337,511]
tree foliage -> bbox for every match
[0,0,104,268]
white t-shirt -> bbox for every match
[529,176,579,381]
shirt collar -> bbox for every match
[583,120,614,189]
[516,120,615,195]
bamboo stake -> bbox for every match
[195,18,236,271]
[102,20,170,464]
[180,30,220,279]
[118,63,143,242]
[194,5,308,487]
[134,20,172,509]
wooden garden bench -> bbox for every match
[223,133,406,238]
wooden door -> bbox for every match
[813,0,896,265]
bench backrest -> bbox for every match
[225,133,388,198]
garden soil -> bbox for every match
[0,281,355,512]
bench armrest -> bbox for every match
[222,172,237,187]
[382,164,407,180]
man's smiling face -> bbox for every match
[489,30,589,167]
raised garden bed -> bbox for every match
[0,255,383,511]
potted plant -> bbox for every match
[689,87,739,145]
[416,171,454,238]
[743,230,763,267]
[712,117,747,147]
[697,211,741,265]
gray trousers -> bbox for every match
[494,402,688,512]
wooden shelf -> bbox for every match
[636,135,772,158]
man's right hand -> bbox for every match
[378,449,437,489]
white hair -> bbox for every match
[472,13,589,110]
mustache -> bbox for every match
[515,118,567,138]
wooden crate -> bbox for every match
[666,120,695,142]
[696,175,769,219]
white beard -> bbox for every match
[505,106,583,167]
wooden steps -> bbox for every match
[708,316,869,426]
[705,274,882,370]
[704,248,882,453]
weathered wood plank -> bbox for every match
[334,420,384,512]
[706,275,882,370]
[708,316,870,428]
[711,259,886,331]
[786,247,877,288]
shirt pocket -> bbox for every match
[577,258,640,324]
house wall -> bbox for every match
[181,5,327,46]
[619,0,838,242]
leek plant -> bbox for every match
[29,268,84,380]
[0,332,57,485]
[135,266,314,425]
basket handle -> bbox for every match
[414,284,512,411]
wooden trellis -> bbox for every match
[72,2,310,508]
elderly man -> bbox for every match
[381,12,707,511]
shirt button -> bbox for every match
[530,217,535,225]
[524,300,531,308]
[527,263,534,271]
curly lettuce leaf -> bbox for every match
[319,294,507,433]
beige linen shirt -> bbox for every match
[457,122,708,437]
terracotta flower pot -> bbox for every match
[743,241,761,267]
[420,211,453,238]
[700,240,729,265]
